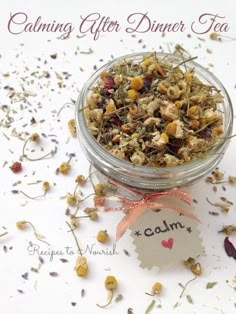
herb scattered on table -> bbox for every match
[114,294,123,302]
[206,282,218,289]
[22,133,55,161]
[145,299,156,314]
[49,272,59,277]
[16,220,49,246]
[146,282,162,296]
[10,161,22,173]
[96,230,109,243]
[219,225,236,235]
[97,275,118,308]
[186,294,194,304]
[224,237,236,258]
[66,221,88,277]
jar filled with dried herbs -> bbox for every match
[76,52,233,190]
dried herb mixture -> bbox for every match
[84,53,224,167]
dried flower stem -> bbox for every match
[219,133,236,140]
[66,221,82,256]
[22,138,54,161]
[96,290,114,308]
[73,205,80,217]
[192,119,219,135]
[173,56,198,69]
[78,193,96,202]
[57,102,74,116]
[25,221,49,246]
[88,164,95,191]
[145,292,155,297]
[0,231,8,237]
[20,190,47,200]
[179,276,197,298]
[206,197,221,208]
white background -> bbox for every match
[0,1,236,313]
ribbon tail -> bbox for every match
[116,205,146,241]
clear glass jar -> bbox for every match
[76,52,233,191]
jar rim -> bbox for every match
[76,51,233,186]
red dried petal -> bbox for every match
[224,237,236,257]
[104,76,114,90]
[10,162,22,173]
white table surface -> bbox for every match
[0,1,236,313]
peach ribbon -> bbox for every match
[95,182,200,241]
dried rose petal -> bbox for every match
[198,128,212,140]
[224,237,236,257]
[104,76,114,90]
[168,139,183,154]
[10,161,22,173]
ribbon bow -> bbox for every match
[95,182,200,241]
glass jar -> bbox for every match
[76,52,233,191]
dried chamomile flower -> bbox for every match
[30,132,40,143]
[130,76,144,91]
[89,211,99,221]
[74,256,88,277]
[151,282,162,295]
[184,257,195,269]
[218,225,236,235]
[191,263,203,276]
[59,162,71,175]
[205,176,214,183]
[212,169,224,181]
[184,257,203,276]
[105,101,116,114]
[66,193,78,206]
[68,119,77,137]
[97,276,118,308]
[228,176,236,185]
[70,215,79,229]
[127,89,138,100]
[42,181,50,192]
[75,175,86,185]
[66,221,88,277]
[94,183,106,195]
[97,230,109,243]
[84,207,97,214]
[105,276,118,290]
[16,220,28,230]
[210,32,221,41]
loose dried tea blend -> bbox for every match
[84,53,224,167]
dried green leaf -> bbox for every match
[206,281,217,289]
[186,295,193,304]
[145,299,156,314]
[173,302,180,308]
[115,294,123,302]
